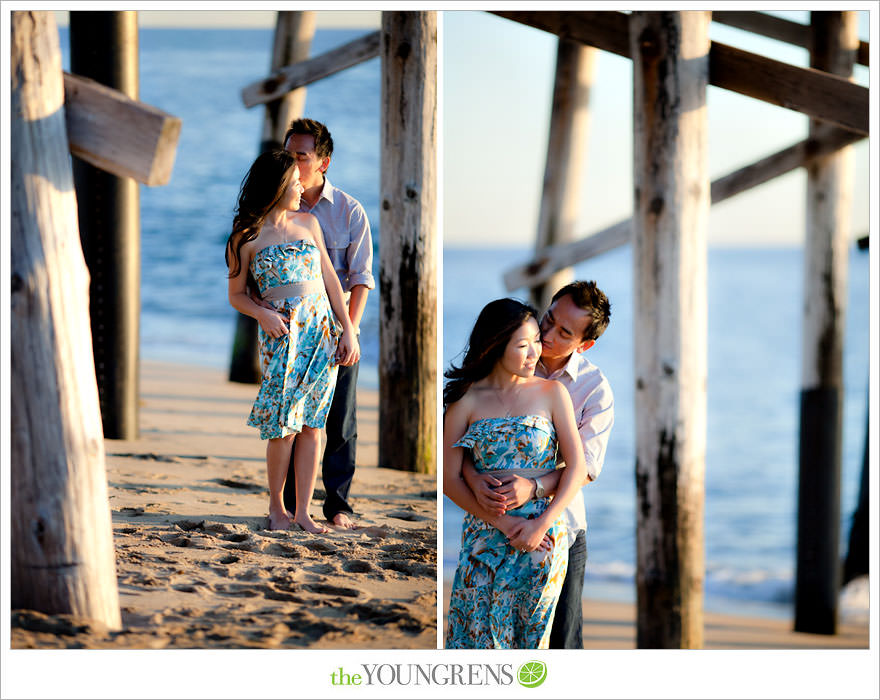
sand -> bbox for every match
[11,360,437,650]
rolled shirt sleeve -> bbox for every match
[578,380,614,482]
[344,202,375,291]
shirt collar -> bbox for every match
[539,350,583,381]
[317,176,334,204]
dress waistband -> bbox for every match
[483,467,558,479]
[262,279,324,301]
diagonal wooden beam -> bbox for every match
[712,11,869,67]
[491,11,868,135]
[242,30,380,108]
[64,72,181,186]
[503,126,865,291]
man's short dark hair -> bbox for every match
[284,118,334,160]
[551,281,611,341]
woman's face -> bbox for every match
[282,166,305,211]
[497,318,541,378]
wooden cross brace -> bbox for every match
[64,72,182,186]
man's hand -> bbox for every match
[492,474,536,510]
[464,471,507,516]
[461,461,506,516]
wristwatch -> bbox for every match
[534,477,545,499]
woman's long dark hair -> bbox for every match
[225,149,298,278]
[444,298,539,408]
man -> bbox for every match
[282,118,374,529]
[463,281,613,648]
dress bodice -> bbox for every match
[249,240,322,296]
[453,415,557,474]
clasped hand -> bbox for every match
[257,307,288,339]
[503,517,552,553]
[472,473,534,516]
[335,329,360,367]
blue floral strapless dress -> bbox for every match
[446,415,569,649]
[246,240,339,439]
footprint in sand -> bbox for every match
[214,478,263,492]
[345,602,430,632]
[378,559,436,577]
[303,582,364,598]
[223,533,251,543]
[303,540,336,554]
[342,559,374,574]
[386,510,426,522]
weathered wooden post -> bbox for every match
[795,10,857,635]
[11,10,121,629]
[631,10,710,649]
[70,11,140,439]
[229,10,316,383]
[379,11,437,473]
[530,40,596,310]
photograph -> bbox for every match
[4,5,878,700]
[441,8,872,654]
[7,8,437,654]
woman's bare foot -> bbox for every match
[331,512,357,530]
[293,513,329,534]
[268,510,292,530]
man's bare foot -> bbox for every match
[330,512,357,530]
[268,511,292,530]
[293,514,330,534]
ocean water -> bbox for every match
[54,26,871,619]
[58,27,382,385]
[443,245,870,620]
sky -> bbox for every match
[54,8,380,29]
[47,7,874,247]
[443,9,874,248]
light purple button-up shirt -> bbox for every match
[298,177,375,293]
[537,351,614,534]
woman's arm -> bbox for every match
[226,239,289,338]
[443,400,521,535]
[304,215,359,365]
[508,383,587,551]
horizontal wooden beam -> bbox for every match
[242,30,380,108]
[709,42,867,135]
[64,72,181,186]
[712,11,869,67]
[491,11,868,135]
[503,126,865,291]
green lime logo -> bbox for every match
[517,660,547,688]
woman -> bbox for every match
[226,150,359,533]
[443,298,586,649]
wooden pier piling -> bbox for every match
[631,10,710,649]
[530,40,596,311]
[11,10,121,629]
[379,11,438,473]
[794,10,858,635]
[70,11,140,439]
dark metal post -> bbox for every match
[70,11,140,439]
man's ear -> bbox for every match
[320,156,331,173]
[577,339,595,354]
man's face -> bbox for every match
[539,294,595,363]
[284,133,329,190]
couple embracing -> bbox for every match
[444,282,613,649]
